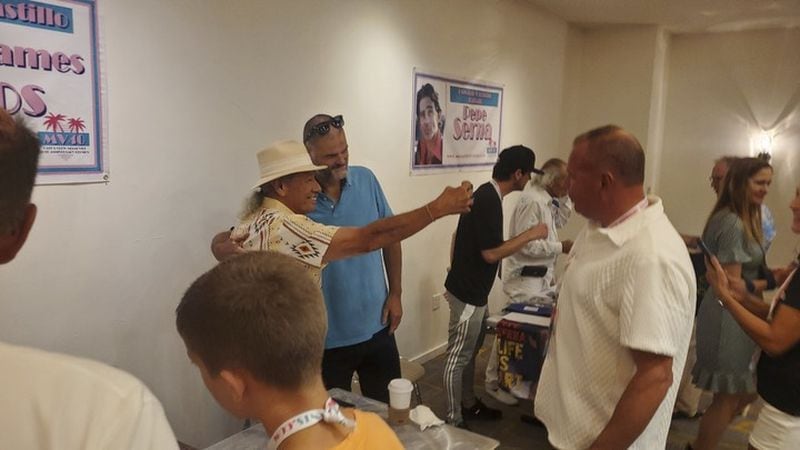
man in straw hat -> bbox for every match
[212,139,473,286]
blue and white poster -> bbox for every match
[411,69,503,175]
[1,0,107,184]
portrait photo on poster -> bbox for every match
[411,69,503,175]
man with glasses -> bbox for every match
[301,113,403,404]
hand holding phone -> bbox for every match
[699,239,726,307]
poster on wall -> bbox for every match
[1,0,107,184]
[411,69,503,175]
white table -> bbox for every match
[205,388,500,449]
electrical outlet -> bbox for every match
[432,293,443,311]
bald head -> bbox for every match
[573,125,645,186]
[568,125,647,225]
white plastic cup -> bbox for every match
[388,378,414,409]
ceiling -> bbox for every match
[526,0,800,33]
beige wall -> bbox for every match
[556,25,669,240]
[559,25,800,266]
[2,1,798,447]
[660,28,800,265]
[0,0,570,446]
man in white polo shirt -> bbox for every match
[534,125,695,449]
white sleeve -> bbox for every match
[513,198,561,259]
[100,385,178,450]
[619,254,694,357]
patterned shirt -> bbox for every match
[232,197,339,285]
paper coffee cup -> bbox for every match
[388,378,413,409]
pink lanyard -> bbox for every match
[267,397,355,450]
[607,197,649,228]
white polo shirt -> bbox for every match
[534,197,695,449]
[0,341,178,450]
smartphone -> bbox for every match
[698,239,724,307]
[521,265,548,277]
[697,239,713,259]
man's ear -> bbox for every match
[600,172,614,190]
[0,203,37,265]
[272,180,288,197]
[218,368,248,404]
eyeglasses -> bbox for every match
[304,115,345,143]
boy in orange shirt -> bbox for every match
[176,251,403,449]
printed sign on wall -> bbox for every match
[1,0,107,184]
[411,69,503,174]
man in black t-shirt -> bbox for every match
[443,145,549,428]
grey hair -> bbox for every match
[532,170,557,188]
[531,158,567,188]
[239,190,265,219]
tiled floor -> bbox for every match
[417,335,758,450]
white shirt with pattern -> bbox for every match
[232,197,339,285]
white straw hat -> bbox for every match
[252,140,327,189]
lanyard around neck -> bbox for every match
[607,196,649,228]
[267,397,355,450]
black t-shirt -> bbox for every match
[445,182,504,306]
[757,272,800,416]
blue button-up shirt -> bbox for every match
[308,166,394,349]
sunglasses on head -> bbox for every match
[304,115,345,142]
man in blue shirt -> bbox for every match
[302,114,402,403]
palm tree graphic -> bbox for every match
[67,117,86,133]
[43,113,67,132]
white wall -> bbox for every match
[660,28,800,265]
[0,0,570,446]
[555,24,669,239]
[558,25,800,267]
[558,25,666,173]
